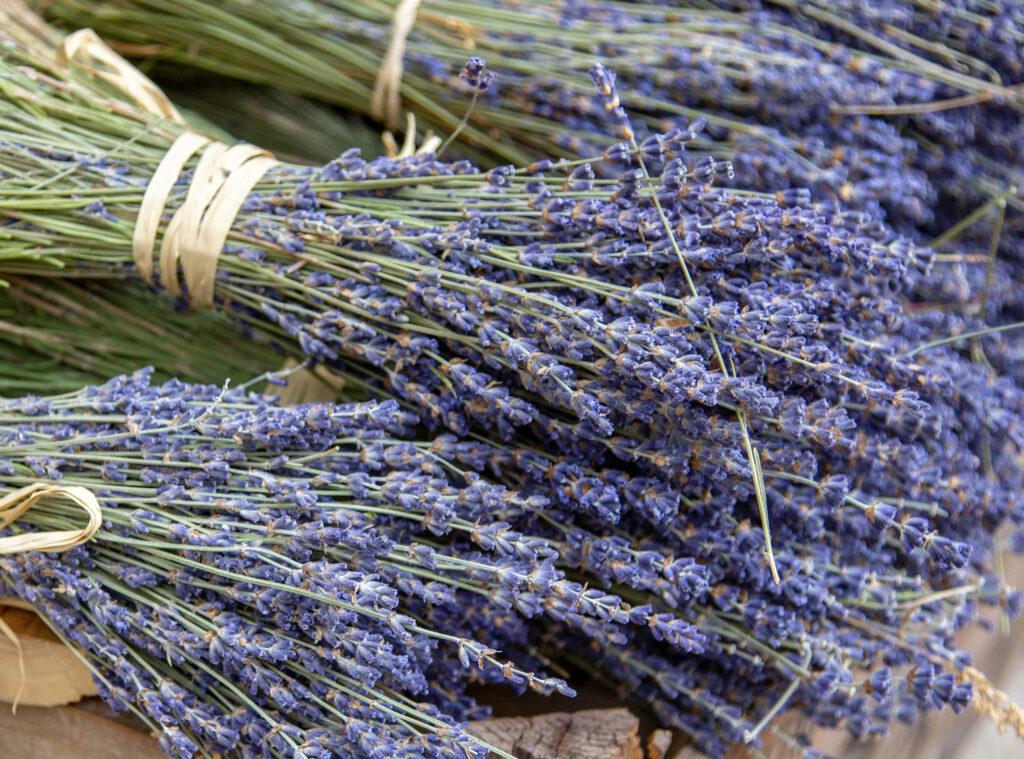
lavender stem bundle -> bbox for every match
[0,364,1015,759]
[25,0,1024,235]
[29,0,1024,392]
[4,12,1024,758]
[0,276,284,394]
[0,371,568,759]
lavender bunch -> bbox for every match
[0,276,284,395]
[0,361,1018,759]
[29,0,1024,383]
[23,0,1020,226]
[0,370,786,757]
[0,38,944,537]
[0,370,595,758]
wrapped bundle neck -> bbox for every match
[132,132,278,306]
[59,27,280,307]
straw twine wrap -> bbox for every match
[0,484,102,709]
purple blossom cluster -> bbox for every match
[0,360,1014,758]
[4,32,1024,759]
[406,1,1024,407]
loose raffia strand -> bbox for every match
[0,482,102,712]
[0,609,25,714]
[0,483,102,556]
[370,0,422,128]
[382,112,443,158]
[56,28,184,123]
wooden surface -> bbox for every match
[1,703,648,759]
[646,730,673,759]
[469,709,642,759]
[0,699,166,759]
[0,603,98,706]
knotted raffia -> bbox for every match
[0,483,103,711]
[57,28,183,122]
[370,0,422,128]
[132,133,277,306]
[57,29,279,307]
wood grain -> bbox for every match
[2,703,646,759]
[0,604,98,706]
[467,708,642,759]
[0,700,165,759]
[646,729,673,759]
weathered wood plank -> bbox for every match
[0,701,165,759]
[2,703,646,759]
[646,729,673,759]
[467,708,642,759]
[0,605,97,706]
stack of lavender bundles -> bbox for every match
[28,0,1021,216]
[2,14,1024,759]
[26,1,1024,255]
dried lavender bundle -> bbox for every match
[0,364,1017,759]
[0,276,283,394]
[0,370,586,758]
[4,20,1024,758]
[0,39,948,530]
[26,0,1023,232]
[31,0,1024,385]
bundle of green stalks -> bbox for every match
[164,79,385,165]
[0,277,283,395]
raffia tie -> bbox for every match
[371,0,422,128]
[0,483,102,711]
[381,112,443,158]
[56,29,280,308]
[0,610,23,712]
[132,133,278,307]
[0,484,101,556]
[57,28,184,123]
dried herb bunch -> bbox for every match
[0,276,283,394]
[31,0,1024,390]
